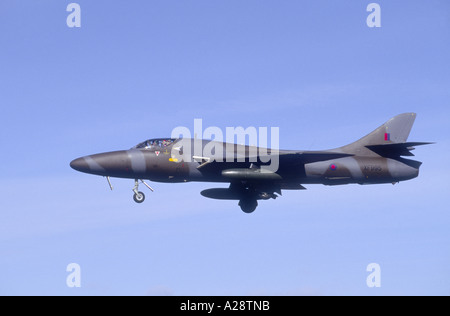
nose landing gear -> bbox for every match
[132,179,154,204]
[133,191,145,203]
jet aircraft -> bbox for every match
[70,113,432,213]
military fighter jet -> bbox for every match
[70,113,432,213]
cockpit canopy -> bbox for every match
[134,138,177,150]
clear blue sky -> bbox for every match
[0,0,449,295]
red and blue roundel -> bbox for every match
[330,164,337,170]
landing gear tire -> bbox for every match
[133,191,145,203]
[239,198,258,214]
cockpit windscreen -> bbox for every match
[134,138,177,150]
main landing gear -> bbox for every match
[132,179,154,204]
[238,198,258,214]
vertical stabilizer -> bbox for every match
[339,113,417,155]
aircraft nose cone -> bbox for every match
[70,157,89,173]
[70,151,134,177]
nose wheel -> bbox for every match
[132,179,154,204]
[133,191,145,203]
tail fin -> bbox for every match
[340,113,417,155]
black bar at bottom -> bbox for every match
[146,296,307,314]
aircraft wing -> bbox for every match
[271,151,354,166]
[196,151,353,168]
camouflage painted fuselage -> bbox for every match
[70,139,419,186]
[70,113,431,212]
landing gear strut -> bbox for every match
[132,179,154,204]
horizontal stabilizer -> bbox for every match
[366,142,434,157]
